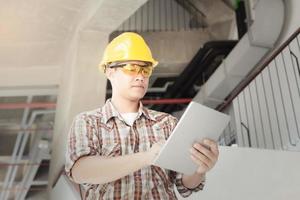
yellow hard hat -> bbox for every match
[99,32,158,71]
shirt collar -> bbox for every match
[102,99,157,124]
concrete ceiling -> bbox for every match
[0,0,84,67]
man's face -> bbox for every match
[106,61,152,101]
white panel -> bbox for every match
[183,5,190,31]
[142,2,148,31]
[248,80,265,148]
[269,60,291,149]
[170,0,176,31]
[238,92,249,147]
[227,103,237,144]
[165,0,171,31]
[159,0,166,31]
[122,15,130,31]
[178,2,185,31]
[232,99,243,147]
[237,95,248,147]
[151,0,155,31]
[135,4,143,32]
[243,86,259,148]
[246,85,260,148]
[129,10,136,31]
[255,74,274,149]
[153,0,160,31]
[282,47,300,140]
[261,67,283,149]
[289,39,300,92]
[173,0,179,31]
[276,54,299,145]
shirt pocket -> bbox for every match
[101,142,121,157]
[152,124,169,142]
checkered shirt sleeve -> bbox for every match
[65,113,98,182]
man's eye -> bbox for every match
[124,67,136,72]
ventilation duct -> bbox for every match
[194,0,285,108]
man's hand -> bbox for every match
[189,139,219,175]
[145,142,164,165]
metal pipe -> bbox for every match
[0,102,56,110]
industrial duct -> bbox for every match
[193,0,285,108]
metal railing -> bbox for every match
[218,27,300,150]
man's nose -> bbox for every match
[135,74,144,82]
[135,71,145,81]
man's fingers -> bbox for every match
[190,154,209,169]
[190,139,219,174]
[190,148,211,167]
[203,139,219,156]
[192,143,215,161]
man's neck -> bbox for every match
[111,97,140,113]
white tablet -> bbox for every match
[153,101,230,175]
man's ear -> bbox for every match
[105,68,114,81]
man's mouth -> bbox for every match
[132,85,144,89]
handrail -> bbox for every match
[217,27,300,112]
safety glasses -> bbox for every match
[108,62,153,77]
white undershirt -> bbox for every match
[120,112,138,126]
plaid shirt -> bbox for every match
[65,99,204,199]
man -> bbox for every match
[65,32,219,199]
